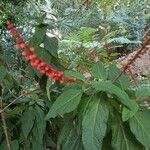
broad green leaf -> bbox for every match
[0,66,7,81]
[111,112,145,150]
[82,94,109,150]
[21,109,35,138]
[12,140,19,150]
[122,107,137,122]
[92,62,107,80]
[57,122,73,147]
[102,131,112,150]
[0,140,8,150]
[63,128,83,150]
[77,96,93,119]
[135,87,150,100]
[129,111,150,149]
[58,122,84,150]
[32,106,46,150]
[0,140,19,150]
[44,35,58,58]
[35,47,52,64]
[65,70,86,81]
[45,89,82,119]
[7,105,27,117]
[108,64,130,90]
[34,106,46,137]
[92,81,138,112]
[29,24,47,47]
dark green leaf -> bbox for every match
[29,24,47,47]
[111,112,145,150]
[0,66,7,81]
[32,106,46,150]
[122,107,138,122]
[44,35,58,58]
[82,94,109,150]
[108,64,130,90]
[35,47,52,64]
[45,89,82,119]
[92,81,138,112]
[21,109,35,138]
[65,70,86,81]
[58,122,83,150]
[129,110,150,149]
[92,62,108,80]
[102,131,112,150]
[12,140,19,150]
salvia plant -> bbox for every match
[0,0,150,150]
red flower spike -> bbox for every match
[22,50,31,56]
[34,59,41,65]
[25,54,36,61]
[30,61,37,67]
[16,38,24,43]
[7,21,76,84]
[29,47,34,52]
[25,56,31,61]
[13,32,21,37]
[20,43,27,48]
[22,51,27,56]
[44,66,50,71]
[10,28,17,34]
[14,44,21,49]
[36,62,46,69]
[66,77,76,84]
[40,69,47,74]
[7,24,14,30]
[57,72,64,77]
[30,54,37,60]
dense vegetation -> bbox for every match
[0,0,150,150]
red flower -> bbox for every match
[6,21,76,84]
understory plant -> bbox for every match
[0,1,150,150]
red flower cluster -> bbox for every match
[6,21,76,84]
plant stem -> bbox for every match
[0,97,12,150]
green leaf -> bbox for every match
[58,122,83,150]
[62,128,83,150]
[44,35,58,58]
[45,89,82,119]
[135,87,150,100]
[122,107,137,122]
[21,109,35,138]
[65,70,86,81]
[82,94,109,150]
[92,62,108,80]
[32,106,46,150]
[29,24,47,47]
[129,111,150,149]
[12,140,19,150]
[77,96,93,119]
[92,81,138,112]
[108,64,130,90]
[0,66,7,81]
[102,131,112,150]
[35,47,52,64]
[111,112,145,150]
